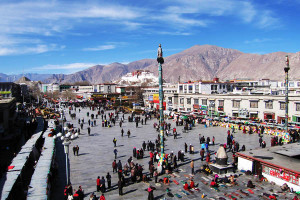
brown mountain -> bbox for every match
[45,45,299,84]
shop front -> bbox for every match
[264,112,275,120]
[293,115,300,123]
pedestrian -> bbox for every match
[97,176,101,192]
[184,143,188,153]
[127,129,131,138]
[113,137,117,147]
[190,160,194,175]
[76,145,79,156]
[121,128,124,137]
[118,179,123,196]
[100,176,106,193]
[212,136,215,145]
[106,172,111,189]
[112,160,117,173]
[77,186,84,200]
[114,148,118,159]
[147,185,155,200]
[73,146,76,156]
[200,148,205,161]
[87,126,91,136]
[154,171,158,183]
[89,192,97,200]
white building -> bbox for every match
[95,83,117,94]
[118,70,158,86]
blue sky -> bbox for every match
[0,0,300,74]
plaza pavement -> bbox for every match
[52,107,296,200]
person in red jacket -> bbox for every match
[190,179,195,188]
[97,176,101,192]
[183,182,189,190]
[100,193,106,200]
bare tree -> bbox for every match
[62,89,76,100]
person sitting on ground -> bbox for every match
[210,179,218,187]
[183,182,189,190]
[190,179,195,188]
[247,180,255,188]
[163,177,170,185]
[280,183,289,191]
[223,175,230,183]
[229,175,236,185]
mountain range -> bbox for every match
[2,45,299,84]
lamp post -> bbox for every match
[157,44,165,173]
[284,55,290,135]
[63,139,71,185]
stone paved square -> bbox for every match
[52,107,296,200]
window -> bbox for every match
[265,101,273,109]
[188,85,193,91]
[290,82,295,87]
[195,85,199,93]
[187,98,191,104]
[179,85,183,92]
[187,108,191,111]
[180,98,184,104]
[280,102,286,110]
[296,103,300,111]
[250,101,258,108]
[232,100,240,108]
[202,99,207,105]
[194,99,199,105]
[168,97,172,103]
[298,82,300,87]
[219,100,224,107]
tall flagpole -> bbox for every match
[157,44,165,173]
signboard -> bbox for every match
[262,165,299,185]
[199,105,207,110]
[122,96,128,100]
[148,95,153,101]
[153,94,159,103]
[218,106,224,111]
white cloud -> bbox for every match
[0,44,64,56]
[32,63,97,71]
[83,45,116,51]
[244,38,272,44]
[161,0,279,29]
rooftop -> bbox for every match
[237,143,300,174]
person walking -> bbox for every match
[76,145,79,156]
[127,129,131,138]
[190,160,194,175]
[118,179,123,196]
[114,148,118,159]
[121,128,124,137]
[87,126,91,136]
[106,172,111,189]
[100,176,106,193]
[113,138,117,147]
[112,160,117,173]
[96,176,101,192]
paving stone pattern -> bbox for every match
[52,107,296,200]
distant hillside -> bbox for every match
[4,45,300,84]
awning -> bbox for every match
[232,110,239,113]
[249,111,258,114]
[249,99,259,101]
[264,99,273,102]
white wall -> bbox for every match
[237,157,253,171]
[262,173,300,192]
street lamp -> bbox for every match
[284,55,290,136]
[157,44,165,173]
[63,139,71,185]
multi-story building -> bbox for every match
[95,83,117,93]
[0,98,17,133]
[0,82,21,101]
